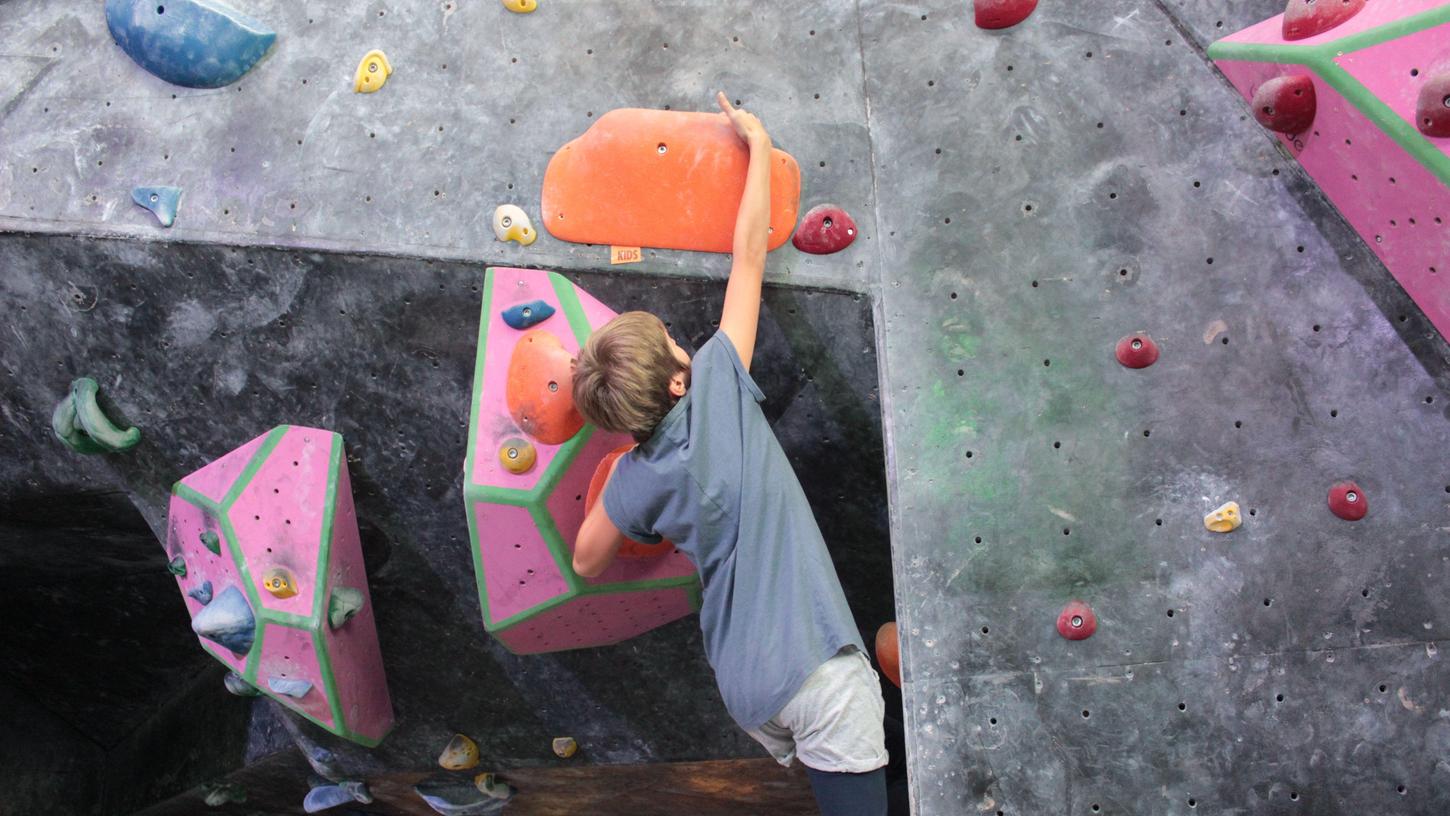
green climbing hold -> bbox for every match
[203,782,247,806]
[223,671,261,697]
[167,555,187,577]
[199,530,221,554]
[51,378,140,454]
[328,586,365,629]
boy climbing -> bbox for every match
[570,93,892,816]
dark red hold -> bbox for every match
[1415,71,1450,138]
[1328,481,1368,521]
[1252,75,1317,134]
[1282,0,1365,41]
[1115,333,1160,369]
[792,205,858,255]
[1057,601,1097,641]
[975,0,1039,30]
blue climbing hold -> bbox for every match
[132,186,181,227]
[501,299,556,330]
[303,784,354,813]
[187,579,213,605]
[105,0,276,89]
[269,676,314,698]
[191,584,255,654]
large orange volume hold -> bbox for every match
[541,108,802,253]
[875,621,901,688]
[506,330,583,445]
[584,444,673,560]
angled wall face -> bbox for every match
[1211,1,1450,341]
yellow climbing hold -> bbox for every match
[493,205,537,246]
[501,0,538,13]
[1204,501,1242,533]
[551,737,578,758]
[354,50,392,94]
[439,733,480,770]
[262,567,299,598]
[498,437,537,474]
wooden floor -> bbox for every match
[136,752,818,816]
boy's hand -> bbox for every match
[717,92,771,150]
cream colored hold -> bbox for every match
[1204,501,1242,533]
[354,50,392,93]
[493,205,537,246]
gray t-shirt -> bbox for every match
[603,332,865,730]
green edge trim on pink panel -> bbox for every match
[1207,5,1450,186]
[464,268,498,631]
[549,270,595,347]
[488,586,580,634]
[310,434,347,734]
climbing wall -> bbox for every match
[862,1,1450,813]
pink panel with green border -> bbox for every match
[1209,1,1450,340]
[164,426,394,746]
[463,267,700,654]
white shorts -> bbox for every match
[745,646,889,774]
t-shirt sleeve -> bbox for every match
[601,455,664,545]
[695,331,766,405]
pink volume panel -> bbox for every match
[1217,59,1450,338]
[465,267,702,654]
[167,426,394,746]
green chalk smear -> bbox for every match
[69,378,141,452]
[199,530,221,554]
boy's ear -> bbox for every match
[668,370,688,398]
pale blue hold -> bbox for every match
[414,781,511,815]
[328,586,365,629]
[268,676,313,698]
[303,785,354,813]
[501,299,556,330]
[187,579,213,605]
[191,585,255,654]
[105,0,276,89]
[132,186,181,227]
[223,671,260,697]
[340,781,372,804]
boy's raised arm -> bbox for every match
[715,92,772,373]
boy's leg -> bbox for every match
[805,766,888,816]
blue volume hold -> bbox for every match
[132,186,182,227]
[105,0,277,89]
[501,299,556,330]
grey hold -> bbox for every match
[328,586,365,629]
[414,779,512,815]
[187,579,213,605]
[223,671,260,697]
[191,584,255,654]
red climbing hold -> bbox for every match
[1327,481,1368,521]
[505,330,584,446]
[583,444,673,559]
[1056,601,1097,641]
[875,622,901,688]
[1415,71,1450,138]
[974,0,1038,29]
[1115,333,1159,369]
[1252,75,1317,134]
[792,205,858,255]
[1281,0,1365,41]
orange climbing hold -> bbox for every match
[541,108,801,253]
[583,444,673,559]
[506,330,583,446]
[875,622,901,688]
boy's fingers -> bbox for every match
[716,91,735,115]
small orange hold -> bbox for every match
[875,621,901,688]
[583,444,673,559]
[506,330,584,445]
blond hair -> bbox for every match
[572,312,686,442]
